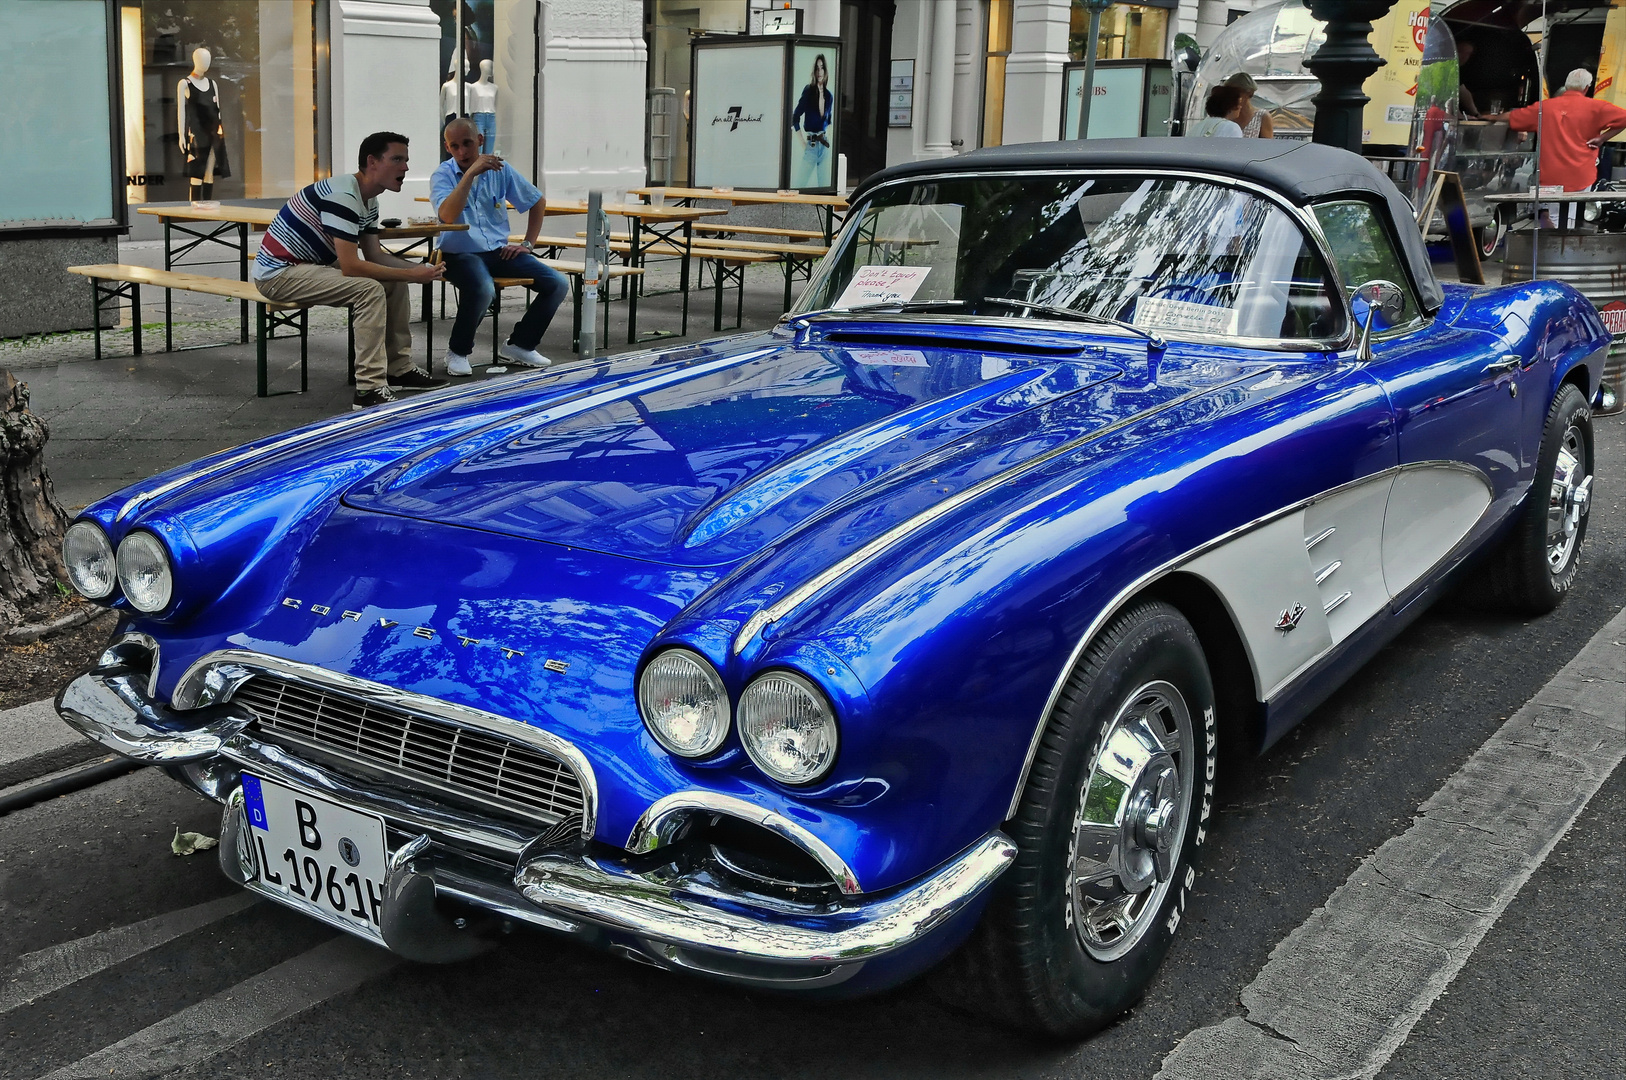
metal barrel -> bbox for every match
[1501,231,1626,414]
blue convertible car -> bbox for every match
[57,141,1602,1036]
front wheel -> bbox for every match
[1483,382,1594,614]
[946,601,1216,1038]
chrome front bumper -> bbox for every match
[57,668,1016,986]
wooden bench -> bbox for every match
[572,234,832,318]
[693,223,826,242]
[67,264,310,397]
[431,251,646,355]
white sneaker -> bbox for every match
[444,350,472,377]
[498,342,551,369]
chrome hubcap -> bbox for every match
[1546,424,1591,574]
[1067,681,1195,961]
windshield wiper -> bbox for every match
[979,296,1166,350]
[787,299,969,322]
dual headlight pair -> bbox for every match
[63,521,174,613]
[637,649,838,786]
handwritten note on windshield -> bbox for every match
[835,265,932,309]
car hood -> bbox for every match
[342,332,1125,566]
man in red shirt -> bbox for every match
[1491,69,1626,225]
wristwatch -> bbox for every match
[516,240,534,251]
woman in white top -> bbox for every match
[1224,72,1275,138]
[1187,85,1245,138]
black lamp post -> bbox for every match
[1304,0,1399,153]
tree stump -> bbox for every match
[0,369,69,630]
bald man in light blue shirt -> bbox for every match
[431,117,569,376]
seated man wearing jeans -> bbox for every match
[431,118,569,375]
[253,130,446,410]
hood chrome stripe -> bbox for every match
[731,373,1258,655]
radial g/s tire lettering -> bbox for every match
[1484,382,1594,615]
[944,600,1217,1038]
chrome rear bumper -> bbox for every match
[57,668,1016,986]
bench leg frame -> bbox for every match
[256,303,310,398]
[89,278,141,360]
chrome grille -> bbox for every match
[234,676,586,827]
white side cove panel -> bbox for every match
[1301,475,1394,645]
[1184,511,1331,700]
[1179,466,1492,705]
[1381,465,1495,598]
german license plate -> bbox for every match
[240,773,388,943]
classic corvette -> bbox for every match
[56,140,1603,1036]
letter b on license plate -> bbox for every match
[240,774,389,943]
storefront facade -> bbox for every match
[4,0,1255,337]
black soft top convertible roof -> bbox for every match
[853,139,1443,314]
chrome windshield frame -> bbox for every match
[790,166,1361,355]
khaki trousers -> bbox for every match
[256,263,413,390]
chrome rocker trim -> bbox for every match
[57,663,1017,983]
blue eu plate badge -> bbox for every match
[241,773,269,830]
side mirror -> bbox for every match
[1352,279,1405,361]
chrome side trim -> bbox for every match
[1003,460,1493,819]
[626,791,863,895]
[1323,590,1353,616]
[1305,526,1337,551]
[732,373,1258,655]
[173,649,599,842]
[1314,560,1342,585]
[516,832,1015,966]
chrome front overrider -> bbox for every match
[55,661,1018,986]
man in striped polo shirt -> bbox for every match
[252,131,446,410]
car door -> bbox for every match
[1313,198,1528,599]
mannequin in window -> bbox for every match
[469,60,498,154]
[440,64,461,161]
[178,47,230,202]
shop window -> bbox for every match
[1070,2,1169,62]
[120,1,318,205]
[648,1,750,185]
[983,0,1013,147]
[1,1,121,230]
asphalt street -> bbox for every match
[0,261,1621,1077]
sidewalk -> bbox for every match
[3,237,796,509]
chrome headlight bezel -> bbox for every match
[737,669,840,786]
[637,647,732,758]
[115,529,174,613]
[64,520,117,599]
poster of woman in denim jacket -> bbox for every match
[791,49,836,189]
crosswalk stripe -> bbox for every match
[0,893,260,1014]
[1155,606,1626,1080]
[34,935,401,1080]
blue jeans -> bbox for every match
[441,249,570,356]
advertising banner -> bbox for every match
[692,43,785,189]
[790,44,837,188]
[1361,1,1432,144]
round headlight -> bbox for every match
[63,521,117,599]
[637,648,731,757]
[116,530,174,613]
[738,670,838,786]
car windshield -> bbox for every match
[796,173,1345,344]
